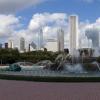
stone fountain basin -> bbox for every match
[64,62,100,73]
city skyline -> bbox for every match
[0,0,100,51]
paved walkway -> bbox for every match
[0,80,100,100]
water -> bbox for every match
[0,52,100,76]
[93,48,100,57]
[1,65,100,77]
[92,62,100,71]
[64,64,85,73]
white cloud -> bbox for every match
[0,0,46,13]
[2,13,67,49]
[0,14,20,40]
[0,12,68,49]
[79,17,100,48]
[28,13,67,31]
[80,17,100,31]
[18,13,67,49]
[28,13,68,45]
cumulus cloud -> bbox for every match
[28,13,67,31]
[0,14,20,43]
[0,0,46,13]
[28,13,68,45]
[4,13,67,50]
[79,17,100,48]
[85,28,100,48]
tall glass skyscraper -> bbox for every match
[57,28,64,52]
[38,28,44,50]
[20,37,25,52]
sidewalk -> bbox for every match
[0,80,100,100]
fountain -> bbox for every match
[7,49,100,74]
[92,61,100,71]
[43,49,100,73]
[64,64,84,73]
[93,48,100,57]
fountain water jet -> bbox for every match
[92,61,100,71]
[93,48,100,57]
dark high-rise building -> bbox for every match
[5,43,8,49]
[28,44,31,52]
[0,43,2,49]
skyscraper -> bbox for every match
[38,28,44,50]
[30,42,37,50]
[8,40,13,49]
[20,37,25,52]
[45,39,58,52]
[0,43,2,49]
[69,15,79,55]
[5,43,8,49]
[57,28,64,52]
[28,44,31,52]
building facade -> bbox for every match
[0,43,2,49]
[45,39,58,52]
[5,43,8,49]
[38,28,44,50]
[8,40,13,49]
[20,37,25,52]
[69,15,79,55]
[57,28,64,52]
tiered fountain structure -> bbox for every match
[44,49,100,73]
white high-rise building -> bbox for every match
[38,28,44,50]
[8,40,13,49]
[57,28,64,52]
[69,15,79,55]
[45,39,58,52]
[20,37,25,52]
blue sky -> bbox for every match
[0,0,100,49]
[16,0,100,26]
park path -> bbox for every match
[0,80,100,100]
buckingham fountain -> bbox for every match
[2,48,100,78]
[41,48,100,74]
